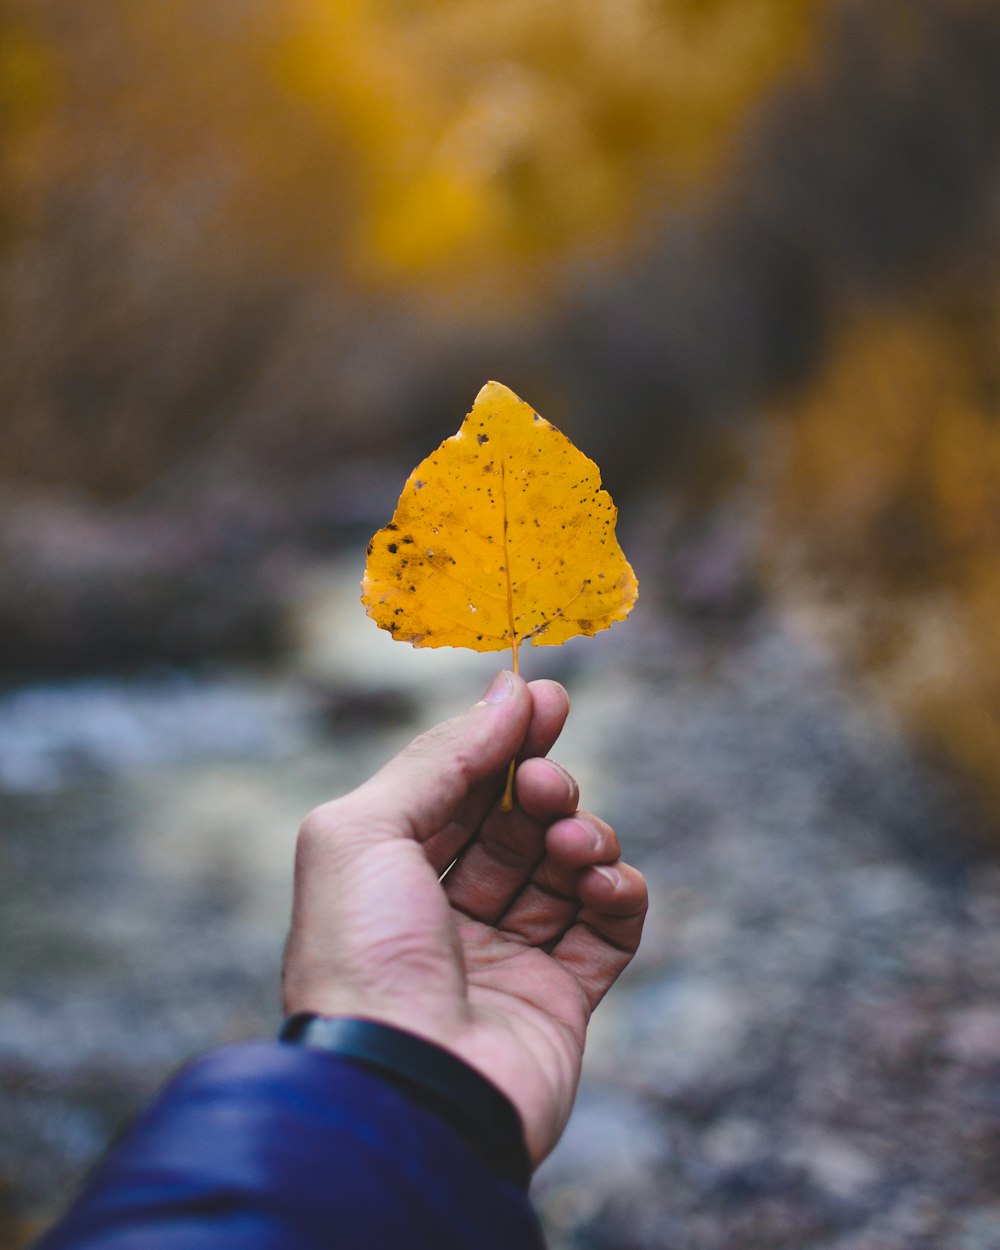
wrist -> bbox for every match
[279,1013,533,1189]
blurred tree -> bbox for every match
[275,0,821,291]
[764,280,1000,823]
[748,0,1000,825]
[0,0,821,499]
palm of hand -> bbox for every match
[458,920,591,1161]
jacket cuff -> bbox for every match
[279,1013,532,1189]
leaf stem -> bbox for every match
[500,640,519,811]
[498,457,520,811]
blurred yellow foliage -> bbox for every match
[765,291,1000,818]
[2,0,819,294]
[0,16,59,211]
[275,0,821,287]
[0,21,55,127]
[0,0,823,494]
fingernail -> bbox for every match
[567,815,601,852]
[593,864,621,890]
[548,760,578,802]
[478,670,513,704]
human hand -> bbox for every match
[282,671,647,1165]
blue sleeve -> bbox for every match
[34,1042,546,1250]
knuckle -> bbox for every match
[296,800,351,859]
[297,804,332,846]
[297,800,405,866]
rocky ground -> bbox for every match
[2,536,1000,1249]
[534,599,1000,1250]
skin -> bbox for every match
[282,670,648,1167]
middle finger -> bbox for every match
[443,755,579,922]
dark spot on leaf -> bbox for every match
[477,433,489,445]
[414,480,426,489]
[387,542,398,554]
[402,535,415,544]
[386,523,398,531]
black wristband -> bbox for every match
[279,1013,532,1189]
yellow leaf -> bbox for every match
[362,381,638,662]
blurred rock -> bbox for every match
[0,672,311,792]
[942,1007,1000,1067]
[311,683,419,735]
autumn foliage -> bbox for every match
[0,0,822,496]
[276,0,821,286]
[764,284,1000,820]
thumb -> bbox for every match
[339,671,532,842]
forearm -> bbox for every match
[35,1042,545,1250]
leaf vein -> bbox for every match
[510,511,591,591]
[426,557,506,603]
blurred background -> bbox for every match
[4,0,1000,1246]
